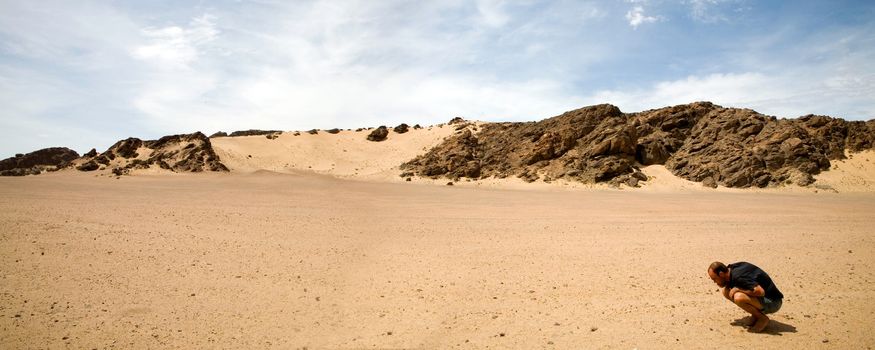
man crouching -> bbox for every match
[708,261,784,333]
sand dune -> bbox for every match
[211,126,459,181]
[813,150,875,193]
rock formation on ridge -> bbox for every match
[367,126,389,142]
[0,147,79,176]
[402,102,875,188]
[76,132,228,175]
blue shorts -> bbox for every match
[760,297,782,314]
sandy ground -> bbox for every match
[1,170,874,349]
[814,150,875,193]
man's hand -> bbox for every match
[728,287,742,300]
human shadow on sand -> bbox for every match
[731,316,798,335]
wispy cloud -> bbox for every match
[586,67,875,119]
[625,6,659,29]
[132,14,218,68]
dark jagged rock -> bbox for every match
[632,102,717,165]
[143,132,228,172]
[209,131,228,138]
[83,148,98,158]
[403,104,640,183]
[0,147,79,176]
[404,129,481,179]
[326,128,341,134]
[448,117,466,125]
[0,168,37,176]
[367,126,389,142]
[393,123,409,134]
[105,138,143,159]
[402,102,875,188]
[71,131,228,175]
[228,129,282,137]
[307,129,319,135]
[846,120,875,151]
[76,160,100,172]
[664,108,843,188]
[93,154,111,165]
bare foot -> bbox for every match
[751,315,769,333]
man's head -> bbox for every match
[708,261,730,287]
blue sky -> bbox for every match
[1,0,873,156]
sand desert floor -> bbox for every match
[1,172,874,349]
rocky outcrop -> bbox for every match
[402,128,481,179]
[74,132,228,175]
[76,160,100,171]
[845,120,875,151]
[403,104,643,184]
[663,109,818,187]
[632,102,716,165]
[658,108,875,188]
[448,117,466,125]
[105,138,143,159]
[367,126,389,142]
[402,103,875,188]
[394,123,409,134]
[0,147,79,176]
[144,132,227,172]
[227,129,282,137]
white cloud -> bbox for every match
[585,70,875,119]
[122,4,588,134]
[132,62,584,133]
[625,6,658,29]
[132,14,218,68]
[587,72,767,110]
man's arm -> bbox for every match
[729,285,765,299]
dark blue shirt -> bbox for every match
[728,262,783,300]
